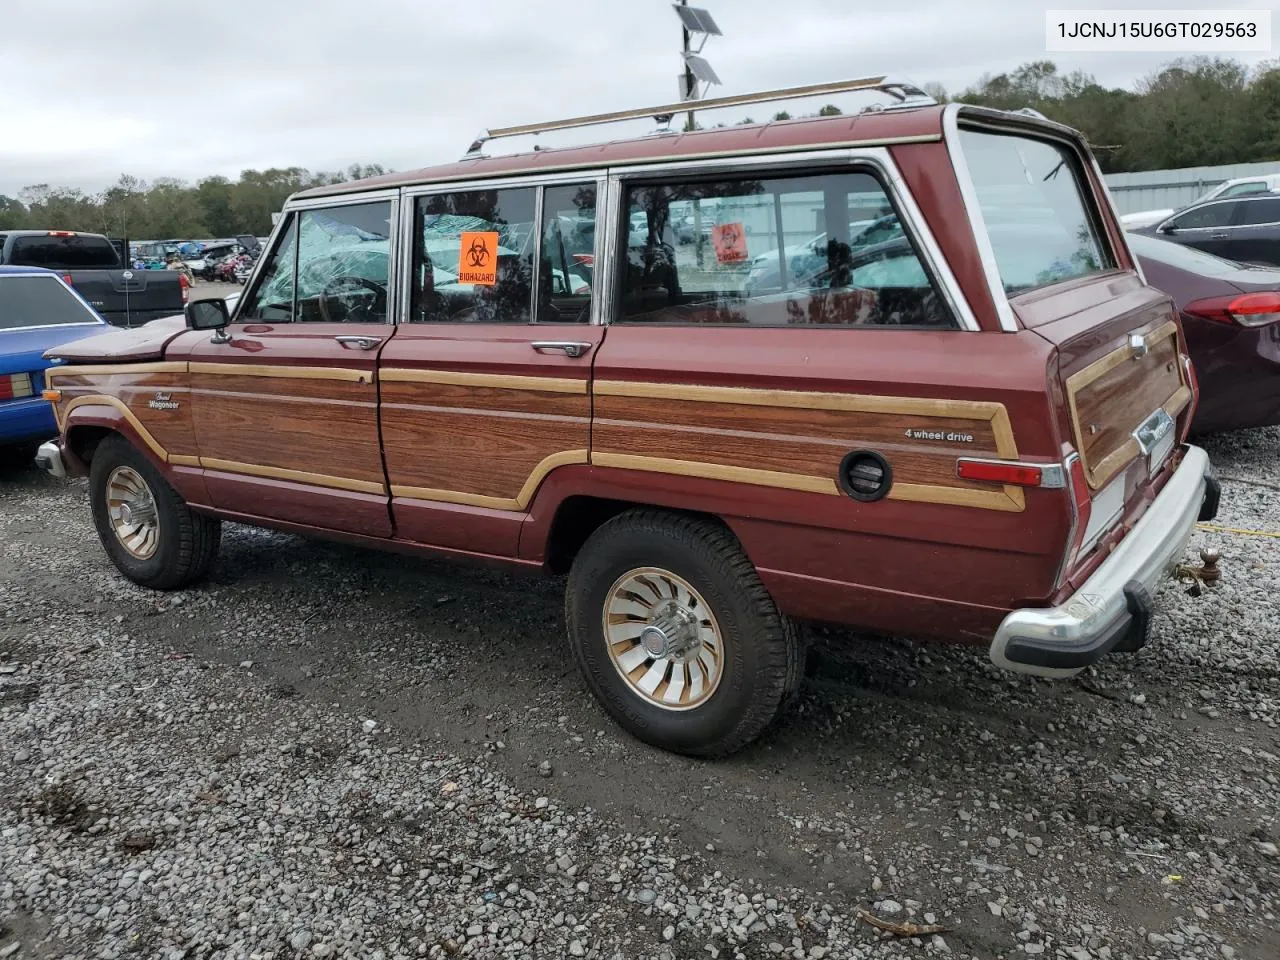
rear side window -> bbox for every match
[1236,197,1280,226]
[411,188,536,323]
[616,169,955,327]
[8,235,121,269]
[959,130,1111,295]
[0,275,99,329]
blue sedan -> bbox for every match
[1,266,109,456]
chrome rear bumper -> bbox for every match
[991,445,1213,678]
[35,440,68,480]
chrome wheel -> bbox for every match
[105,465,160,560]
[604,567,723,711]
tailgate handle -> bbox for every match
[334,335,383,351]
[531,340,593,358]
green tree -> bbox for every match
[0,196,26,230]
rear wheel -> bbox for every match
[89,434,220,589]
[565,510,802,757]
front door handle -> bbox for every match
[531,340,593,358]
[334,335,383,350]
[1210,232,1229,240]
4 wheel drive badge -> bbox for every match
[148,391,179,411]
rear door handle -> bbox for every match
[531,340,593,358]
[1210,233,1229,240]
[334,335,383,350]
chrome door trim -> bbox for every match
[284,188,402,210]
[1088,151,1146,285]
[229,210,294,324]
[235,195,400,326]
[530,184,546,324]
[865,147,979,332]
[591,175,613,327]
[400,168,610,199]
[942,103,1017,333]
[606,146,887,180]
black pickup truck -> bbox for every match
[0,230,185,328]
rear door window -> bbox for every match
[8,235,121,269]
[538,184,597,324]
[959,130,1111,294]
[0,275,100,329]
[411,188,536,323]
[615,168,955,327]
[1234,197,1280,226]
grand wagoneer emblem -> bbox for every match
[148,392,179,411]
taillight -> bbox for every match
[1184,291,1280,327]
[956,458,1065,488]
[62,274,74,285]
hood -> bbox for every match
[1,322,108,376]
[44,314,188,364]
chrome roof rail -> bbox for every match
[462,75,945,158]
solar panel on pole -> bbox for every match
[673,4,722,35]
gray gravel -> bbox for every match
[1,429,1278,959]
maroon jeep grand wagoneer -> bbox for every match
[37,78,1219,756]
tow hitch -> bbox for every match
[1174,547,1222,595]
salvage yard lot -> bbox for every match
[1,431,1277,960]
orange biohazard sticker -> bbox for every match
[711,222,748,263]
[457,231,499,285]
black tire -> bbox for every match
[565,509,802,758]
[89,434,220,590]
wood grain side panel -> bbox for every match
[593,394,1003,456]
[53,372,197,460]
[189,373,367,403]
[591,419,994,489]
[380,380,587,419]
[1067,322,1185,488]
[190,382,385,487]
[591,388,1021,509]
[382,405,590,501]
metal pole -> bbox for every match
[681,0,696,131]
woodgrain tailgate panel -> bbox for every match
[1066,321,1190,489]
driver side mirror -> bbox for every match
[1157,222,1177,235]
[185,298,231,342]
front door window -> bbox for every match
[238,201,393,323]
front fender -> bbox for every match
[60,397,209,504]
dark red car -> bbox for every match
[36,82,1219,757]
[1129,231,1280,434]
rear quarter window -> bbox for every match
[959,130,1112,295]
[0,275,100,329]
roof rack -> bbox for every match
[463,76,935,158]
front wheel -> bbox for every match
[565,510,802,757]
[89,435,221,589]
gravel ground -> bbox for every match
[1,431,1277,960]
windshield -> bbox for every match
[8,235,120,269]
[0,275,100,329]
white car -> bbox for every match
[1121,173,1280,229]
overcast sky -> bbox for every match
[0,0,1274,197]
